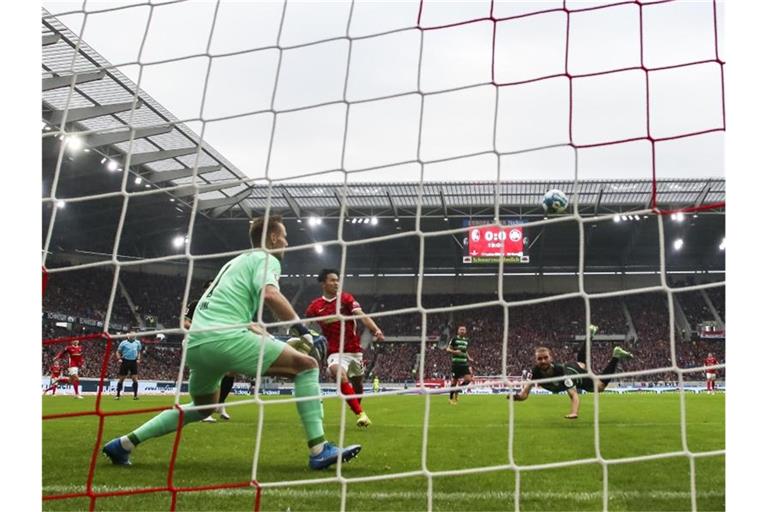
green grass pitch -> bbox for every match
[42,391,724,511]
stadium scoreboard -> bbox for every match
[462,220,529,264]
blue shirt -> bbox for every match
[118,339,142,361]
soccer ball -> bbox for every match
[542,189,569,214]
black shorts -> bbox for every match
[118,360,138,376]
[451,364,471,379]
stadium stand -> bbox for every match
[43,282,724,383]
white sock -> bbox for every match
[119,436,135,451]
[309,442,326,456]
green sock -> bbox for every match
[129,403,208,444]
[294,369,325,448]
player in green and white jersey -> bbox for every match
[103,215,361,470]
[446,325,474,405]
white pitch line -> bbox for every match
[43,486,724,502]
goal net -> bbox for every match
[42,1,725,510]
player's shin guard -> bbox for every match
[73,380,80,396]
[340,381,363,415]
[294,369,326,448]
[116,381,123,397]
[129,403,209,444]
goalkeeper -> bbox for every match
[103,215,361,470]
[511,325,633,419]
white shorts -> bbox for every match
[67,367,79,377]
[327,352,364,378]
[706,372,716,380]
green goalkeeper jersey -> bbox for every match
[189,251,281,347]
[449,336,470,364]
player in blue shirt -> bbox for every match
[115,331,142,400]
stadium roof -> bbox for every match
[42,9,251,218]
[42,9,724,222]
[242,179,725,219]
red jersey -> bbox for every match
[704,356,718,370]
[59,344,84,368]
[305,292,362,354]
[50,365,62,379]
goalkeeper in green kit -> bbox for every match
[102,215,361,469]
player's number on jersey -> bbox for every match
[201,263,233,310]
[206,263,232,298]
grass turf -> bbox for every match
[42,391,724,511]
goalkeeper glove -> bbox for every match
[589,324,599,336]
[288,324,327,366]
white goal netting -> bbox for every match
[42,1,725,510]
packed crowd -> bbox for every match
[42,269,725,383]
[678,290,715,329]
[43,267,134,325]
[43,267,301,331]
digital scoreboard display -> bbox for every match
[462,222,529,264]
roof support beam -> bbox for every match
[84,125,172,148]
[127,146,198,166]
[170,182,244,199]
[386,189,399,219]
[143,165,221,184]
[45,100,143,125]
[42,34,61,46]
[594,187,604,215]
[281,188,302,219]
[42,70,105,91]
[198,188,251,212]
[693,183,712,207]
[209,190,253,218]
[439,188,448,218]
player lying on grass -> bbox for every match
[512,326,633,419]
[103,215,361,470]
[305,268,384,428]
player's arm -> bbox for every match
[351,307,384,341]
[264,284,301,323]
[136,342,142,364]
[564,387,580,419]
[445,338,459,355]
[263,285,319,357]
[115,342,123,362]
[512,382,533,401]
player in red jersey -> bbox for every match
[43,360,66,396]
[704,352,719,395]
[305,269,384,428]
[56,339,84,399]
